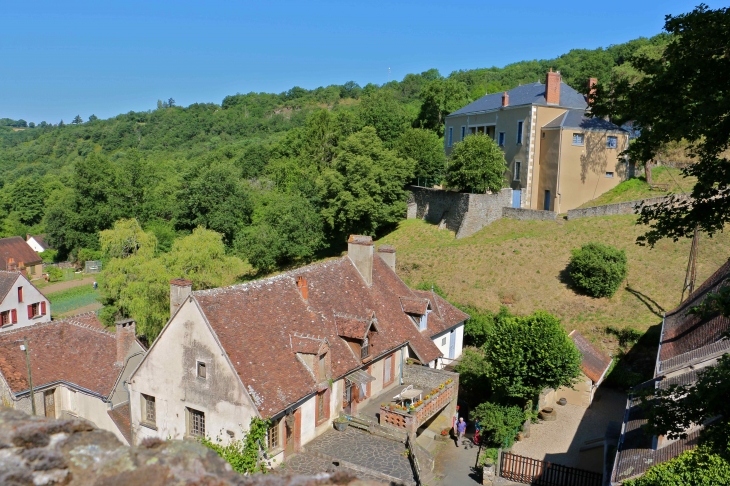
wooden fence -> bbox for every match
[500,451,602,486]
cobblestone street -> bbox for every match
[278,452,389,483]
[304,427,416,483]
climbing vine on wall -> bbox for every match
[200,417,271,474]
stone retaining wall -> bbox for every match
[502,207,557,221]
[566,194,687,220]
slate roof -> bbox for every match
[191,253,455,418]
[448,81,587,117]
[657,259,730,374]
[108,403,132,444]
[28,234,51,251]
[0,313,119,397]
[569,330,612,383]
[0,271,20,302]
[0,236,42,270]
[543,110,626,132]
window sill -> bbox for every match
[140,422,158,431]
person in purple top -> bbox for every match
[457,417,467,446]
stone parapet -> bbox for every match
[502,207,557,221]
[566,194,689,220]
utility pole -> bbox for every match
[21,338,36,415]
[681,225,700,303]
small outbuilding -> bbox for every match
[0,236,43,280]
[26,234,52,254]
[556,330,612,407]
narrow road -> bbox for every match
[40,276,96,295]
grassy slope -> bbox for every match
[578,167,696,208]
[376,216,730,355]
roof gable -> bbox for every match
[0,236,42,270]
[0,271,20,302]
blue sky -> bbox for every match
[0,1,719,123]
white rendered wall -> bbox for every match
[0,274,50,332]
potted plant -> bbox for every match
[334,416,349,431]
[408,405,417,414]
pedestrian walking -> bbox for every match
[457,417,466,446]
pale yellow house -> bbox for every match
[445,70,630,212]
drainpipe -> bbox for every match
[555,129,564,213]
[122,380,134,446]
[400,347,404,385]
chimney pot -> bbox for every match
[501,92,509,107]
[377,245,396,272]
[347,235,374,286]
[545,69,561,105]
[170,278,193,318]
[115,318,136,365]
[296,276,309,300]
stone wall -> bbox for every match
[407,187,512,239]
[502,207,557,221]
[0,407,375,486]
[566,194,687,220]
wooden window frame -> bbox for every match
[516,121,524,144]
[383,354,395,387]
[141,394,157,429]
[0,310,10,327]
[197,361,207,379]
[268,417,282,451]
[17,286,23,303]
[315,389,330,425]
[186,407,205,438]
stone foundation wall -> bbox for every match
[502,207,557,221]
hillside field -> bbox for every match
[376,216,730,355]
[578,167,696,208]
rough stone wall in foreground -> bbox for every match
[0,407,381,486]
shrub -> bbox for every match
[470,402,525,449]
[199,417,270,474]
[568,242,627,298]
[39,249,58,263]
[623,446,730,485]
[46,266,63,282]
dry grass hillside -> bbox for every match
[377,216,730,351]
[577,167,696,208]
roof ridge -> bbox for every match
[0,313,114,339]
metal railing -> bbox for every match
[500,451,602,486]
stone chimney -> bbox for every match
[170,278,193,317]
[588,77,598,102]
[501,92,509,107]
[377,245,396,272]
[115,318,136,365]
[6,258,17,272]
[347,235,374,286]
[545,69,561,105]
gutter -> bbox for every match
[14,380,108,401]
[655,312,666,377]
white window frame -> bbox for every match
[514,161,522,181]
[460,126,466,141]
[498,132,505,147]
[572,133,585,146]
[516,121,524,144]
[606,135,618,149]
[141,394,157,429]
[606,172,615,178]
[447,127,453,147]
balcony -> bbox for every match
[379,380,456,433]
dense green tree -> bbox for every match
[358,91,410,145]
[624,446,730,486]
[319,127,414,237]
[174,161,253,245]
[417,78,470,136]
[445,135,507,193]
[236,192,326,272]
[99,218,157,259]
[88,114,98,122]
[591,5,730,246]
[394,128,445,182]
[568,243,628,298]
[72,115,83,125]
[484,311,581,400]
[454,347,492,405]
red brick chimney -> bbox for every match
[115,318,136,365]
[296,276,308,300]
[7,258,17,272]
[501,92,509,107]
[588,77,598,102]
[545,69,561,105]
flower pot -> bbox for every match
[334,420,349,431]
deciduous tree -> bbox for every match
[445,135,507,193]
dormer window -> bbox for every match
[419,310,431,331]
[361,336,369,359]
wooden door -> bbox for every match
[343,382,353,414]
[285,419,294,456]
[544,190,551,211]
[448,330,456,359]
[44,390,55,418]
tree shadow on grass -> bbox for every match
[624,285,665,318]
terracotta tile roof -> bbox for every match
[411,290,469,337]
[291,333,327,355]
[28,234,51,251]
[658,259,730,373]
[569,331,612,383]
[192,254,452,417]
[335,314,374,340]
[0,236,42,269]
[0,270,20,301]
[108,403,131,444]
[399,297,428,315]
[0,314,119,397]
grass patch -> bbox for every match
[578,167,696,208]
[376,215,730,356]
[47,285,101,316]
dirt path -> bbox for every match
[40,276,96,295]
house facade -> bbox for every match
[128,236,467,464]
[0,313,145,445]
[0,236,44,280]
[445,70,630,212]
[611,260,730,484]
[26,234,51,254]
[0,270,50,331]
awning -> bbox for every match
[345,370,376,385]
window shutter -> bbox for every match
[41,301,46,315]
[11,309,17,324]
[27,305,33,319]
[17,287,22,302]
